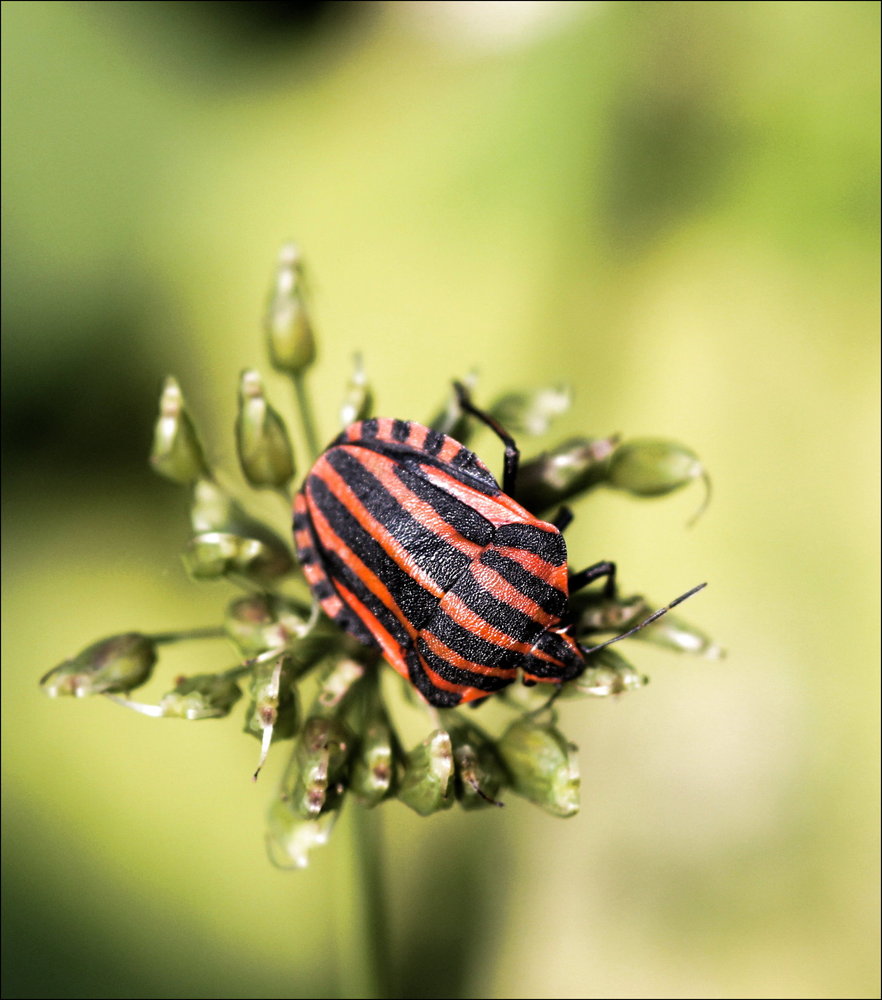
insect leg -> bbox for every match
[551,505,574,532]
[453,381,520,496]
[568,560,617,599]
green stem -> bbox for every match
[292,371,320,460]
[150,626,227,645]
[335,805,391,999]
[333,669,392,999]
[275,485,294,508]
[219,662,258,682]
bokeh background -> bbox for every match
[3,2,879,998]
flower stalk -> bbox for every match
[42,240,718,997]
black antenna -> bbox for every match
[580,582,707,657]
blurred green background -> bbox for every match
[3,2,879,997]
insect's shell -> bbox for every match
[293,417,584,707]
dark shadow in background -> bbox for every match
[1,315,161,479]
[194,0,358,42]
[1,858,337,1000]
[110,0,369,75]
[1,1,365,486]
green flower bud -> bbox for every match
[224,594,338,677]
[159,673,243,720]
[235,369,295,489]
[339,354,373,427]
[560,648,648,698]
[496,717,580,817]
[514,436,618,515]
[281,717,352,819]
[607,439,711,524]
[190,480,286,544]
[448,722,505,810]
[40,632,157,697]
[349,698,395,808]
[190,479,244,534]
[398,730,454,816]
[149,377,211,485]
[188,481,295,582]
[244,655,300,753]
[229,534,294,584]
[224,594,312,658]
[266,800,338,870]
[570,590,651,637]
[490,385,571,436]
[264,243,315,375]
[182,531,294,586]
[313,658,365,718]
[632,612,725,659]
[182,531,240,580]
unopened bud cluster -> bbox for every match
[41,243,718,868]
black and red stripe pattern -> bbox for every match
[294,418,584,707]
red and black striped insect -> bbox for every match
[293,385,703,708]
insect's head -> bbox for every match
[523,581,707,689]
[522,626,586,685]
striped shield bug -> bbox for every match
[293,384,704,708]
